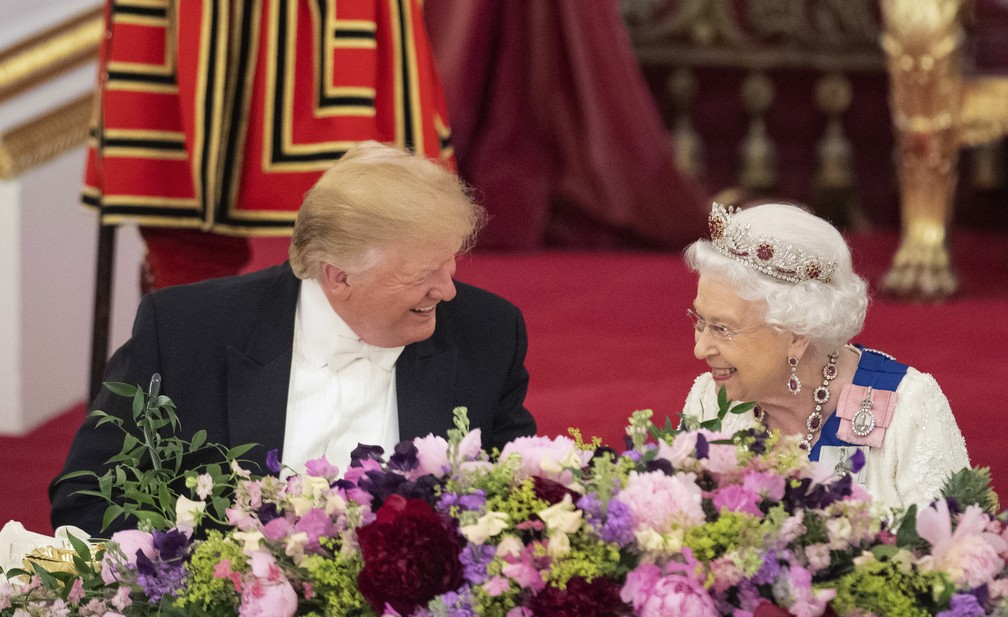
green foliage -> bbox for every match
[652,386,755,441]
[58,374,258,533]
[942,466,1000,515]
[830,553,952,617]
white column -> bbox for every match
[0,0,143,435]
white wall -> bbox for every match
[0,0,143,434]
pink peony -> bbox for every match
[621,562,718,617]
[498,435,591,484]
[617,470,706,532]
[238,578,298,617]
[101,530,155,584]
[918,500,1008,587]
[711,485,762,517]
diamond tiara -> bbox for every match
[707,202,837,284]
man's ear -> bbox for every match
[320,262,351,300]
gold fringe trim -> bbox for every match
[0,7,103,103]
[0,94,93,179]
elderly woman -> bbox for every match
[682,202,969,511]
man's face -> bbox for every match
[332,243,458,347]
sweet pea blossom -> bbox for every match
[538,494,582,534]
[174,496,206,533]
[656,432,698,466]
[195,474,214,500]
[460,511,510,544]
[412,435,451,478]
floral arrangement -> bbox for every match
[3,380,1008,616]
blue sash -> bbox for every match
[809,347,909,462]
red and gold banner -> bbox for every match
[82,0,452,236]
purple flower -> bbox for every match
[350,444,386,466]
[848,448,866,474]
[134,533,191,604]
[266,449,281,475]
[599,498,635,547]
[152,529,190,562]
[752,550,781,586]
[694,433,709,460]
[937,593,985,617]
[460,544,497,584]
[387,440,419,473]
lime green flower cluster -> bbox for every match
[300,550,372,617]
[546,534,625,589]
[830,551,951,617]
[484,477,550,524]
[684,511,755,562]
[175,530,246,614]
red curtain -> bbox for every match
[424,0,709,250]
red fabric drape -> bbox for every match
[424,0,709,250]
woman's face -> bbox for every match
[691,274,792,403]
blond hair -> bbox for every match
[289,141,486,279]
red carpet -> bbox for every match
[8,230,1007,535]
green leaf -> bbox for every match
[226,443,258,459]
[716,385,729,410]
[896,504,921,546]
[190,430,207,451]
[103,382,139,397]
[101,504,125,531]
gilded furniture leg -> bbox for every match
[880,0,965,300]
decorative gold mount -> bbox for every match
[0,8,102,180]
[879,0,1008,300]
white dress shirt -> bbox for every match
[282,278,405,475]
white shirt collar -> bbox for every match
[296,277,362,369]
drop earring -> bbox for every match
[787,355,801,395]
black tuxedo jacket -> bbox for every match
[50,263,536,535]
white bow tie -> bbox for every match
[328,337,403,372]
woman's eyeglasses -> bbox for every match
[687,308,752,342]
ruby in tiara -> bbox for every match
[706,202,838,285]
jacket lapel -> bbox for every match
[396,334,458,441]
[226,264,300,469]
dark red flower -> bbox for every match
[356,494,463,615]
[527,576,627,617]
[753,600,793,617]
[533,476,582,505]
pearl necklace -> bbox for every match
[753,351,839,451]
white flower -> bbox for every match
[496,535,525,558]
[175,496,206,531]
[460,511,510,544]
[195,474,214,500]
[538,494,582,534]
[234,530,265,553]
[546,531,571,558]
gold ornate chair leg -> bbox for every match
[880,0,965,300]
